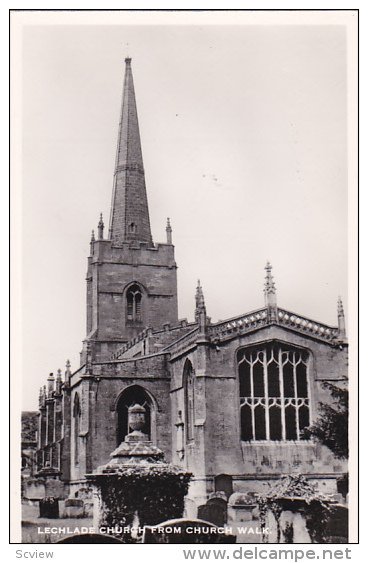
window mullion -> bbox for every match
[264,349,270,440]
[133,295,136,320]
[250,361,255,440]
[293,354,300,440]
[279,348,286,440]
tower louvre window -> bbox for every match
[126,284,142,322]
[238,344,310,441]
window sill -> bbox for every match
[241,439,312,444]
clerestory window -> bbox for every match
[126,284,142,322]
[238,343,310,441]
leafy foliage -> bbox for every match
[302,381,348,459]
[258,473,331,505]
[256,474,332,543]
[94,464,192,542]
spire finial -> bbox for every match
[98,213,104,240]
[337,296,346,339]
[195,279,206,317]
[338,295,344,316]
[56,369,63,394]
[264,261,277,316]
[65,359,71,386]
[90,230,95,255]
[40,385,47,407]
[166,217,172,244]
[125,42,130,61]
[47,372,55,397]
[195,279,208,332]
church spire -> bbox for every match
[109,58,153,247]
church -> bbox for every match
[32,57,348,518]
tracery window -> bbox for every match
[183,360,195,442]
[126,284,142,322]
[238,343,310,441]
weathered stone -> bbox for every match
[31,57,349,539]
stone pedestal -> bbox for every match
[86,403,192,542]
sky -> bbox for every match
[16,13,353,410]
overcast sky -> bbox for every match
[17,14,352,410]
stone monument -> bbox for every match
[86,403,192,542]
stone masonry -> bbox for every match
[32,58,348,519]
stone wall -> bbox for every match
[68,353,172,482]
[85,240,178,361]
[169,322,347,506]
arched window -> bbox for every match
[129,222,137,234]
[73,393,81,466]
[126,284,142,322]
[238,343,310,441]
[116,385,154,445]
[183,360,195,443]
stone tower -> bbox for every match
[82,58,178,363]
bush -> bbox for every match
[94,464,192,541]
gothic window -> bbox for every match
[238,344,310,441]
[183,360,195,443]
[116,385,153,445]
[73,393,81,466]
[129,222,137,234]
[126,284,142,322]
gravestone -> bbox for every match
[198,498,227,527]
[39,497,59,518]
[325,505,348,543]
[214,474,233,499]
[57,533,122,544]
[63,498,84,518]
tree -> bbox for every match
[302,381,348,459]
